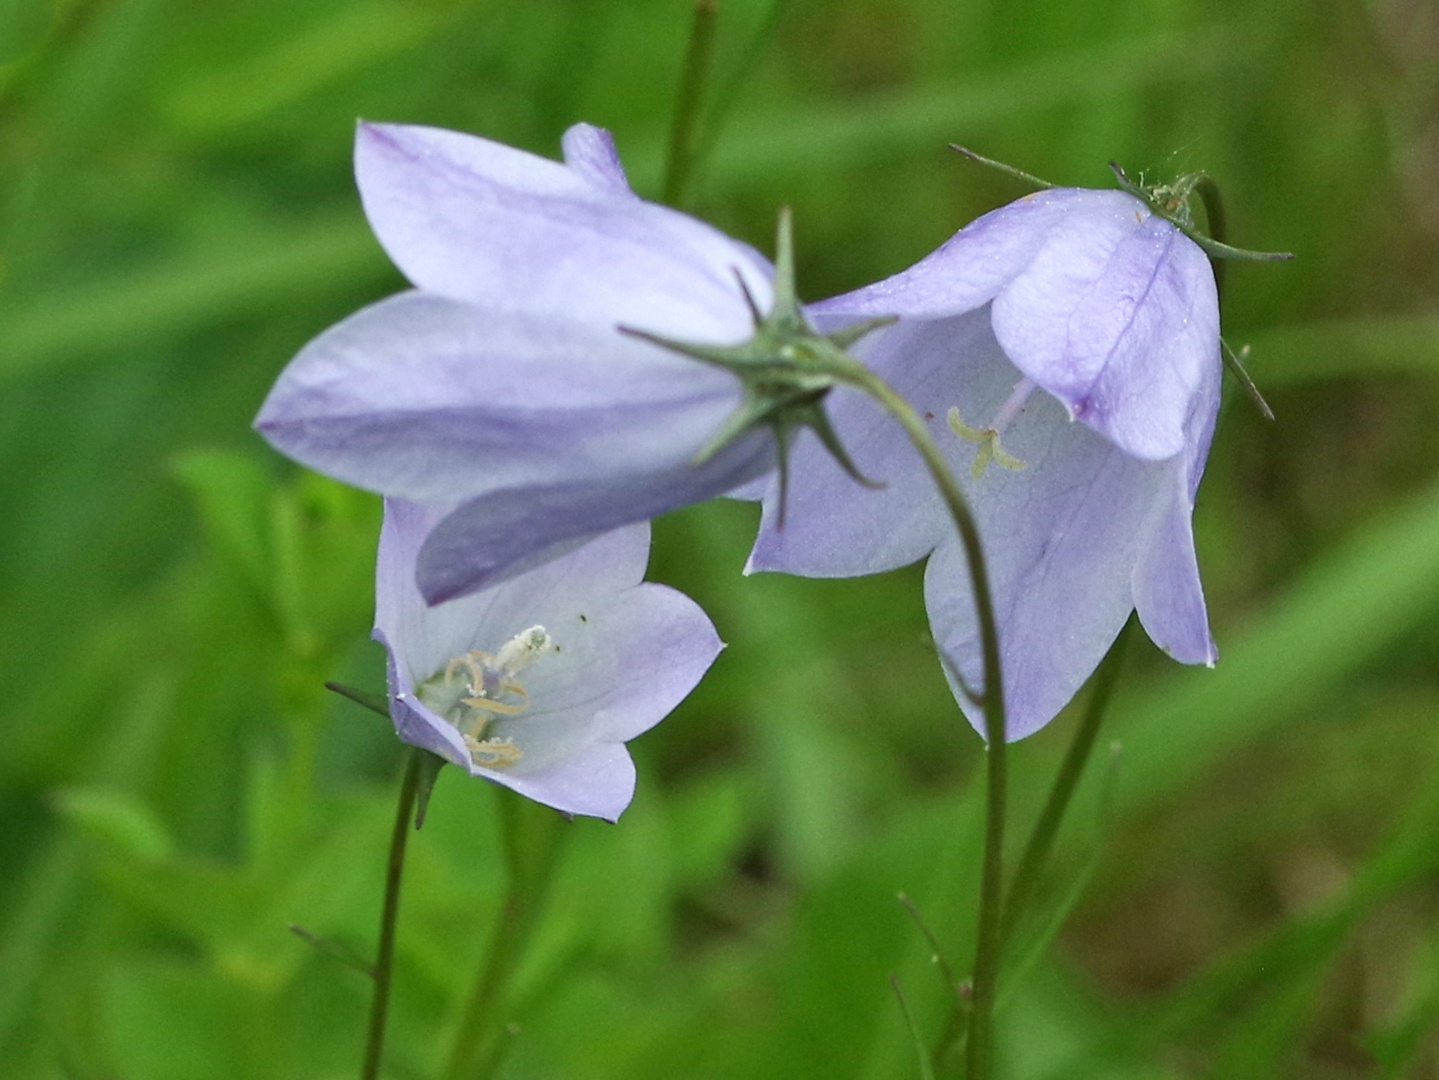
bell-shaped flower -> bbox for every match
[376,499,722,820]
[747,188,1221,741]
[257,122,778,603]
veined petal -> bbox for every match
[256,290,756,507]
[1131,346,1220,664]
[811,189,1218,462]
[805,192,1077,320]
[418,432,773,603]
[355,122,771,341]
[990,192,1217,460]
[501,743,637,823]
[920,376,1170,741]
[745,312,997,577]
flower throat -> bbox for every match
[416,626,554,768]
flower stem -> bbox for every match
[1000,619,1131,946]
[662,0,720,209]
[444,791,566,1080]
[842,366,1007,1080]
[360,748,424,1080]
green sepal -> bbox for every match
[950,144,1056,191]
[1108,162,1294,262]
[412,749,447,830]
[1222,338,1275,421]
[325,680,389,718]
[619,208,894,524]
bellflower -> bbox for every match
[747,188,1221,741]
[257,122,779,604]
[376,499,722,821]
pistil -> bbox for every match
[948,376,1036,479]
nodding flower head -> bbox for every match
[748,186,1222,741]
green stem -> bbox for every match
[360,749,424,1080]
[444,792,566,1080]
[842,366,1007,1080]
[999,620,1131,946]
[662,0,720,209]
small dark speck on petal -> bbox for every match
[579,614,588,622]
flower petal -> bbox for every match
[989,193,1218,461]
[560,123,636,197]
[354,122,770,340]
[418,434,772,602]
[808,188,1218,462]
[745,312,997,576]
[496,742,637,823]
[921,381,1171,741]
[524,583,724,746]
[256,290,766,512]
[1131,346,1220,664]
[804,191,1079,320]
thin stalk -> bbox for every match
[444,792,565,1080]
[662,0,720,209]
[841,366,1007,1080]
[1000,620,1131,945]
[360,749,424,1080]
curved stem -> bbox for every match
[444,792,566,1080]
[842,366,1007,1080]
[360,749,424,1080]
[1000,619,1131,945]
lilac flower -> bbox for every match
[747,188,1221,741]
[376,499,722,820]
[256,122,777,603]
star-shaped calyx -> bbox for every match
[620,208,894,524]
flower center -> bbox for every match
[416,625,555,769]
[947,376,1036,479]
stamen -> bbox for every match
[947,376,1035,479]
[417,626,556,770]
[464,736,523,768]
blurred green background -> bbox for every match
[3,0,1439,1077]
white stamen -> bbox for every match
[417,625,556,769]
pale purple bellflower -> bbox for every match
[747,188,1222,741]
[257,122,785,604]
[376,499,722,821]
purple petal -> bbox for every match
[989,196,1217,460]
[811,189,1218,462]
[745,312,994,576]
[418,434,773,603]
[499,742,637,822]
[560,123,636,198]
[1131,347,1220,664]
[354,122,770,340]
[256,290,763,510]
[805,192,1077,320]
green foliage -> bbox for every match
[3,0,1438,1077]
